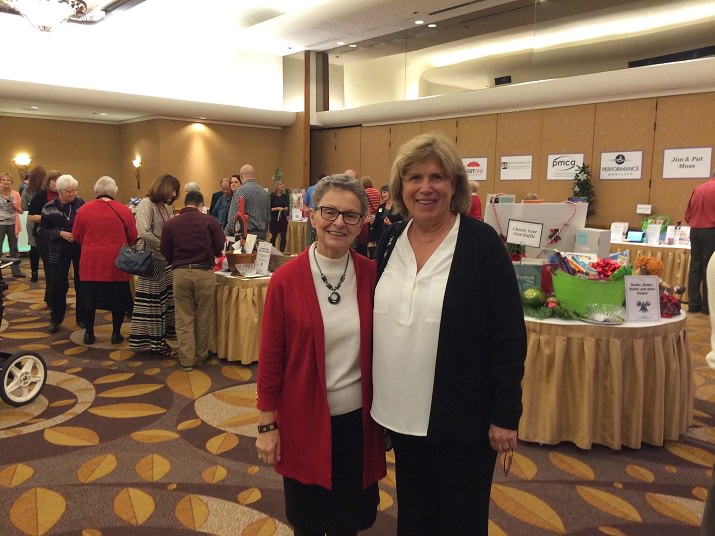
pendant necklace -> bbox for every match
[312,245,349,305]
[63,204,72,221]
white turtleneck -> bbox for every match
[308,243,362,416]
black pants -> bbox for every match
[29,245,39,274]
[49,248,82,325]
[688,227,715,312]
[390,431,497,536]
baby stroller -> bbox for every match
[0,257,47,407]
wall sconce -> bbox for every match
[13,153,32,179]
[132,157,142,188]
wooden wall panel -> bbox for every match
[652,93,715,226]
[334,126,362,175]
[389,122,422,165]
[592,98,657,228]
[539,104,595,208]
[360,125,391,185]
[495,109,543,201]
[311,129,336,180]
[421,119,457,141]
[457,115,498,204]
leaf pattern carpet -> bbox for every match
[0,276,713,535]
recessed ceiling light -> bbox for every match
[99,112,108,116]
[428,23,437,28]
[415,20,424,25]
[337,41,345,45]
[349,44,357,48]
[29,105,39,110]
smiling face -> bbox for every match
[59,185,78,204]
[310,188,364,259]
[401,157,455,227]
[0,175,11,193]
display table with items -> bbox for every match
[285,220,307,255]
[610,240,691,302]
[209,272,270,364]
[519,314,693,450]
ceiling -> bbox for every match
[0,0,713,125]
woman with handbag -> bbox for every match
[128,174,181,356]
[73,176,137,345]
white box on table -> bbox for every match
[574,228,611,258]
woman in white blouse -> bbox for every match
[371,132,527,535]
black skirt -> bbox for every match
[283,408,380,533]
[78,281,133,313]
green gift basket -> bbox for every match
[551,270,625,315]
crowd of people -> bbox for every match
[1,134,527,535]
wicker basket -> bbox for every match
[225,252,257,276]
[551,270,625,315]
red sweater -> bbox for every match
[257,248,386,490]
[73,198,138,282]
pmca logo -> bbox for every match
[551,155,578,171]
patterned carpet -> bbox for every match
[0,270,713,535]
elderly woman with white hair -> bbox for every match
[73,176,137,345]
[38,174,85,333]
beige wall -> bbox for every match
[311,91,715,229]
[3,117,297,206]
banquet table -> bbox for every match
[610,240,691,302]
[519,314,693,450]
[268,220,307,255]
[210,272,270,364]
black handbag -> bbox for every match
[105,202,155,277]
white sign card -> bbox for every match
[506,219,543,248]
[600,151,643,179]
[609,222,629,241]
[662,147,713,178]
[546,153,584,180]
[254,241,272,275]
[625,275,661,321]
[462,157,488,180]
[244,234,257,254]
[500,155,532,180]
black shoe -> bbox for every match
[13,273,26,278]
[30,272,38,282]
[83,332,96,345]
[111,333,124,344]
[48,322,60,333]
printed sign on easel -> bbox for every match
[625,275,660,321]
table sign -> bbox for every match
[610,222,629,241]
[625,275,661,321]
[244,234,257,254]
[254,241,272,275]
[506,219,543,248]
[291,208,303,220]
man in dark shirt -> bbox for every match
[161,191,225,371]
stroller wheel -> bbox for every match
[0,351,47,407]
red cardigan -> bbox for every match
[257,248,386,490]
[73,198,138,282]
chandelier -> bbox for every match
[7,0,90,32]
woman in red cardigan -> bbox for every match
[73,176,137,345]
[256,174,386,536]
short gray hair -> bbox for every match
[56,174,78,193]
[94,176,118,197]
[312,174,368,216]
[185,181,200,192]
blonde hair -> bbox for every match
[389,132,471,217]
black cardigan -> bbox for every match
[375,215,527,444]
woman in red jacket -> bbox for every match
[73,176,137,345]
[256,174,386,536]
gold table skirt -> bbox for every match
[610,241,691,301]
[268,220,307,255]
[209,273,270,364]
[519,315,693,450]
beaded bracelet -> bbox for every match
[257,422,278,433]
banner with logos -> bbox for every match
[462,157,488,180]
[500,155,532,181]
[663,147,712,178]
[600,151,643,179]
[546,153,583,180]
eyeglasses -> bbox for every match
[502,448,513,477]
[316,206,363,225]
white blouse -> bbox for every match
[371,215,460,435]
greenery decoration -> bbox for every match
[572,163,595,216]
[272,167,283,182]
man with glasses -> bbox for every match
[224,164,270,241]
